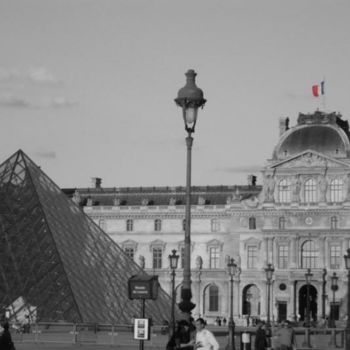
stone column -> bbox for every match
[268,238,274,264]
[319,237,326,267]
[290,236,296,268]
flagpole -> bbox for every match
[322,76,326,112]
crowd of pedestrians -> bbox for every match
[254,319,296,350]
[166,317,219,350]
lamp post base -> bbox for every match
[178,288,195,320]
[225,319,235,350]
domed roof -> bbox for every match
[273,112,350,160]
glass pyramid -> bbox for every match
[0,150,174,323]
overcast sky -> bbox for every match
[1,0,350,188]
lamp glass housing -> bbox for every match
[169,249,179,270]
[227,258,237,276]
[305,269,313,283]
[265,263,274,281]
[331,272,338,288]
[184,106,198,126]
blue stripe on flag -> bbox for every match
[320,81,325,95]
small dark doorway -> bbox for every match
[277,301,287,323]
[299,284,318,322]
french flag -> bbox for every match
[312,81,325,97]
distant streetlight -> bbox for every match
[226,258,237,350]
[344,249,350,350]
[265,263,274,327]
[305,268,313,328]
[169,249,179,336]
[175,69,206,320]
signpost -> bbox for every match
[128,275,159,350]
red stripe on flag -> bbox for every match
[312,85,319,97]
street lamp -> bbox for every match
[226,258,237,350]
[175,69,206,319]
[344,249,350,350]
[305,268,313,328]
[330,272,338,328]
[265,263,274,327]
[169,249,179,336]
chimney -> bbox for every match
[247,175,257,186]
[91,177,102,189]
[279,117,289,136]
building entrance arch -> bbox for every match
[242,284,260,317]
[298,284,317,322]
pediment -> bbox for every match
[149,239,166,251]
[268,150,350,170]
[121,239,138,247]
[243,237,262,249]
[206,239,224,252]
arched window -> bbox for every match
[99,218,107,231]
[249,217,256,230]
[154,219,162,231]
[301,240,318,268]
[209,285,219,312]
[278,179,291,203]
[304,179,316,203]
[330,179,343,203]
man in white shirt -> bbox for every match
[194,318,219,350]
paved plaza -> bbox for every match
[10,326,346,350]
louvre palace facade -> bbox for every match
[64,110,350,324]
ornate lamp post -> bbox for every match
[344,249,350,350]
[330,272,338,328]
[175,70,206,319]
[305,268,313,328]
[226,258,237,350]
[265,263,274,327]
[169,249,179,336]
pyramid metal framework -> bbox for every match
[0,150,175,324]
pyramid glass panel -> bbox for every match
[0,150,175,323]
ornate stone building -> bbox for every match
[64,110,350,324]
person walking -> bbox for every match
[194,318,219,350]
[254,320,267,350]
[277,320,295,350]
[0,322,15,350]
[166,320,194,350]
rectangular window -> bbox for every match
[247,246,258,268]
[124,247,134,260]
[154,219,162,231]
[278,245,289,269]
[330,245,341,269]
[209,247,220,269]
[211,219,219,232]
[126,219,133,232]
[152,248,162,269]
[330,179,343,203]
[304,179,316,203]
[209,286,219,312]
